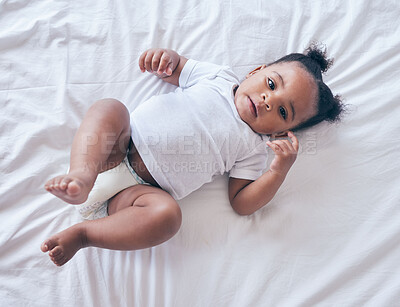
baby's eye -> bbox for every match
[279,106,287,120]
[268,78,275,90]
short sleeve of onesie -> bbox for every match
[179,59,237,89]
[229,140,268,180]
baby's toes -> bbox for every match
[54,255,67,266]
[45,176,64,191]
[60,176,73,191]
[41,238,57,253]
[53,176,67,191]
[44,178,57,191]
[51,251,65,263]
[49,246,63,258]
[65,180,81,196]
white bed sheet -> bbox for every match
[1,0,400,306]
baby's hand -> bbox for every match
[266,131,299,176]
[139,48,179,77]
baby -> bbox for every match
[42,44,343,266]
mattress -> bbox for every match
[1,0,400,306]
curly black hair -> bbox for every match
[269,43,344,131]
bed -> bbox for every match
[1,0,400,306]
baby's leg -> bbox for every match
[45,98,131,204]
[41,185,182,266]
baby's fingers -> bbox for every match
[157,53,173,75]
[267,140,297,156]
[138,50,149,72]
[267,141,283,154]
[151,49,165,72]
[288,131,299,152]
[274,140,293,153]
[142,49,157,73]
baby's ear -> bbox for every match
[245,65,267,78]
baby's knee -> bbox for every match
[90,98,130,127]
[154,199,182,236]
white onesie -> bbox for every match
[130,59,268,200]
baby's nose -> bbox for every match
[261,93,272,110]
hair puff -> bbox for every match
[306,42,334,74]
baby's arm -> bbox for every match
[139,48,188,86]
[229,132,299,215]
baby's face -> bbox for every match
[234,62,318,135]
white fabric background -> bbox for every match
[1,0,399,306]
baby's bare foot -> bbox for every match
[41,224,87,266]
[44,171,95,204]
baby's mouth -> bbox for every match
[248,97,257,117]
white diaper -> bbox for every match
[77,156,147,220]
